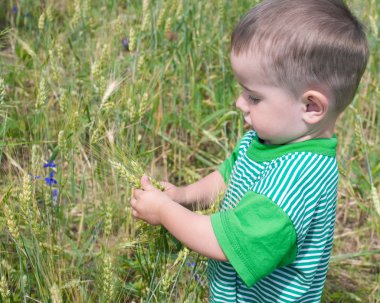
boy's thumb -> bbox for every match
[141,174,156,191]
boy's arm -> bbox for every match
[131,175,227,261]
[163,170,226,209]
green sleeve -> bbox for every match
[218,139,242,184]
[210,191,297,287]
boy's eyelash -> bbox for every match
[248,95,261,103]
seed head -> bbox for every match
[142,10,151,31]
[83,0,89,19]
[102,254,114,299]
[173,247,189,267]
[138,92,149,121]
[50,284,62,303]
[56,44,64,62]
[371,185,380,216]
[175,0,183,19]
[109,159,140,187]
[127,97,137,122]
[161,269,172,293]
[19,174,32,217]
[35,77,47,110]
[354,116,366,156]
[31,144,39,175]
[59,90,67,113]
[218,0,224,20]
[337,164,347,177]
[1,260,15,274]
[49,50,59,82]
[129,28,136,52]
[58,130,67,159]
[137,54,145,73]
[157,2,166,28]
[3,204,20,240]
[0,276,10,300]
[114,15,125,38]
[22,275,28,291]
[104,203,113,237]
[72,0,81,27]
[38,12,46,31]
[165,17,172,35]
[0,78,5,104]
[90,127,101,144]
[46,6,53,23]
[101,80,120,107]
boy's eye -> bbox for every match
[248,95,261,103]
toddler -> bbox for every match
[131,0,369,301]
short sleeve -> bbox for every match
[218,139,241,184]
[210,191,297,287]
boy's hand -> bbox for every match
[160,181,183,203]
[131,175,173,225]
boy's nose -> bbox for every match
[235,95,249,112]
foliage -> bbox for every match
[0,0,379,302]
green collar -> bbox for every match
[246,135,338,162]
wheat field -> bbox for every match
[0,0,379,302]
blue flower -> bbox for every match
[194,273,199,282]
[43,160,57,168]
[12,5,18,14]
[44,171,57,186]
[122,37,129,51]
[52,189,58,202]
[25,11,31,18]
[29,174,41,180]
[186,261,196,267]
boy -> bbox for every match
[131,0,369,301]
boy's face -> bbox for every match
[230,52,308,145]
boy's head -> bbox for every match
[230,0,369,144]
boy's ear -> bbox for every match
[301,90,329,124]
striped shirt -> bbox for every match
[209,131,338,302]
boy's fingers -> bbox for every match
[133,189,143,199]
[130,197,137,208]
[160,181,172,190]
[141,174,157,191]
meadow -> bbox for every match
[0,0,379,302]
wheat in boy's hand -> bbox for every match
[131,175,173,225]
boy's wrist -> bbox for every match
[175,186,189,205]
[178,186,189,205]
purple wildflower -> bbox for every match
[122,37,129,51]
[43,160,57,168]
[29,173,41,180]
[12,5,18,14]
[186,261,196,267]
[194,274,199,282]
[52,189,58,202]
[44,171,57,186]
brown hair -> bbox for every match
[231,0,369,113]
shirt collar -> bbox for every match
[246,133,338,162]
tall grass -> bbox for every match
[0,0,379,302]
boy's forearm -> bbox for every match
[179,170,226,208]
[159,199,227,261]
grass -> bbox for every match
[0,0,379,302]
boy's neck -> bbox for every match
[289,129,334,144]
[261,126,335,145]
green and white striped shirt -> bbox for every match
[209,130,338,303]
